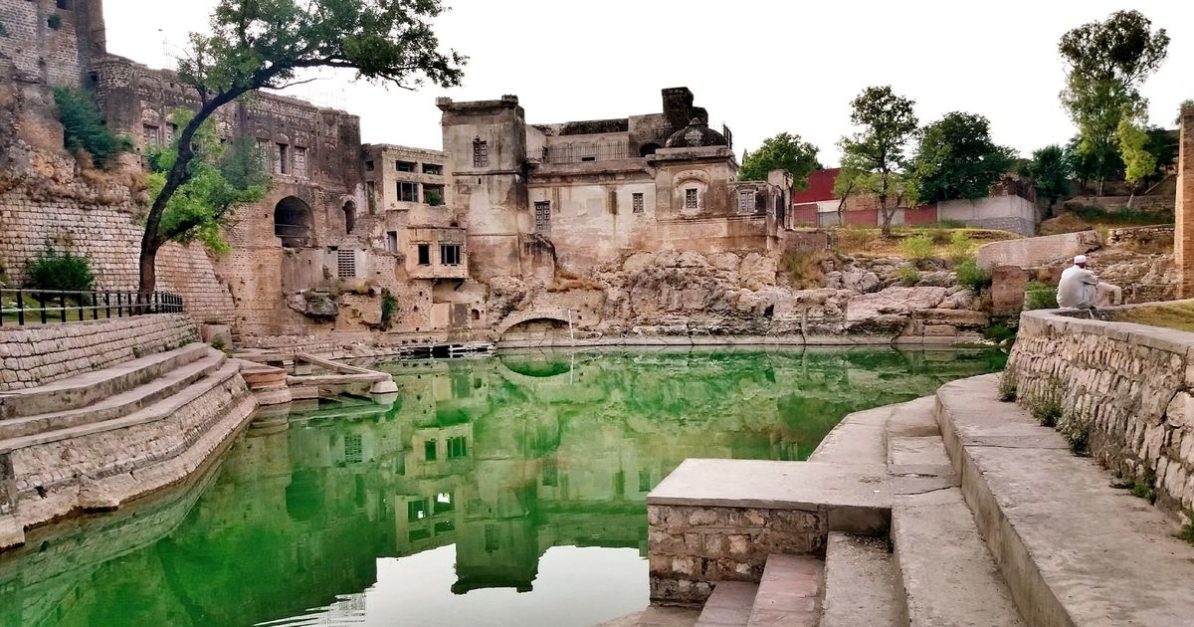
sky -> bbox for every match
[102,0,1193,166]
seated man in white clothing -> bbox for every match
[1056,255,1101,309]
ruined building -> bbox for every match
[0,0,795,343]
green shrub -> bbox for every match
[379,289,398,330]
[897,264,920,286]
[1180,513,1194,546]
[1028,382,1063,427]
[937,219,967,229]
[1064,420,1091,457]
[997,371,1018,402]
[900,235,935,261]
[985,324,1015,344]
[47,13,62,30]
[53,87,132,169]
[25,246,94,293]
[1128,468,1157,504]
[1023,280,1058,310]
[954,258,991,292]
[947,231,973,263]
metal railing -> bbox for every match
[0,288,185,327]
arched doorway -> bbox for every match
[343,200,356,234]
[639,143,661,157]
[274,196,312,248]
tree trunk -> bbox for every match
[138,244,158,310]
[879,196,893,238]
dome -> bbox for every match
[664,118,728,149]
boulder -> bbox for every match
[845,287,949,324]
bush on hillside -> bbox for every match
[900,235,935,261]
[1023,280,1058,311]
[954,258,991,292]
[53,87,132,169]
[25,246,95,293]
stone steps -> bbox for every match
[818,533,898,627]
[0,342,210,419]
[935,374,1194,627]
[0,360,242,454]
[0,350,226,440]
[747,554,822,627]
[695,581,757,626]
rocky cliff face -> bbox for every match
[491,250,989,342]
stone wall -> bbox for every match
[0,190,237,324]
[0,313,198,391]
[646,504,824,605]
[1007,308,1194,517]
[977,230,1100,271]
[0,0,104,87]
[1177,104,1193,298]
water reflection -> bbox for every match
[0,348,1005,627]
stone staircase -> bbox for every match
[0,342,255,551]
[628,372,1194,626]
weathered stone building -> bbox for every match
[438,88,793,280]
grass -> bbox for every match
[997,371,1018,402]
[1027,382,1063,427]
[897,264,921,286]
[1039,207,1173,237]
[1181,514,1194,546]
[1023,281,1058,311]
[1114,302,1194,333]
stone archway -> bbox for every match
[343,200,357,235]
[274,196,312,248]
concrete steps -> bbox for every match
[695,582,757,626]
[936,374,1194,627]
[747,555,822,627]
[0,350,226,440]
[0,342,210,419]
[819,533,898,627]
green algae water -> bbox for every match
[0,347,1004,627]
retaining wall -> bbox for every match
[0,313,197,390]
[1007,307,1194,516]
[976,230,1101,271]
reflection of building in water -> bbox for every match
[0,350,1004,627]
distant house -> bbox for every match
[791,169,1038,236]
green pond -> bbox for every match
[0,347,1005,627]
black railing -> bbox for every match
[0,289,185,327]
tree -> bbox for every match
[738,132,822,189]
[53,87,132,169]
[1019,145,1072,215]
[1058,10,1169,195]
[137,0,466,296]
[836,86,919,237]
[1116,114,1156,202]
[146,110,271,253]
[911,112,1015,203]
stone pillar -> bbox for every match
[1177,103,1194,298]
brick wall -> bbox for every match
[0,0,85,87]
[1008,309,1194,517]
[0,313,198,390]
[0,190,236,324]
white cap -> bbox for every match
[1074,255,1088,265]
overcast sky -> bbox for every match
[102,1,1192,165]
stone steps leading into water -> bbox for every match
[818,533,898,627]
[695,581,757,626]
[935,374,1194,626]
[747,554,822,627]
[0,342,210,419]
[0,350,227,440]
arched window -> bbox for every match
[343,200,356,234]
[639,143,661,158]
[274,196,312,248]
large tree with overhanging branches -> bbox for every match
[138,0,466,295]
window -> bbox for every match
[423,163,443,175]
[738,190,756,213]
[397,160,416,173]
[337,249,356,279]
[424,185,445,206]
[293,147,308,178]
[448,436,468,459]
[424,439,438,461]
[399,182,418,202]
[343,201,356,234]
[417,244,431,266]
[632,193,645,213]
[344,434,363,464]
[57,0,73,9]
[365,160,375,172]
[366,181,376,208]
[473,139,488,168]
[608,190,618,214]
[440,243,461,266]
[408,499,428,522]
[167,123,179,142]
[142,125,160,147]
[275,143,290,175]
[256,139,271,170]
[534,201,551,234]
[386,231,398,253]
[685,188,699,210]
[434,492,455,514]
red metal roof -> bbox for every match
[792,168,840,204]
